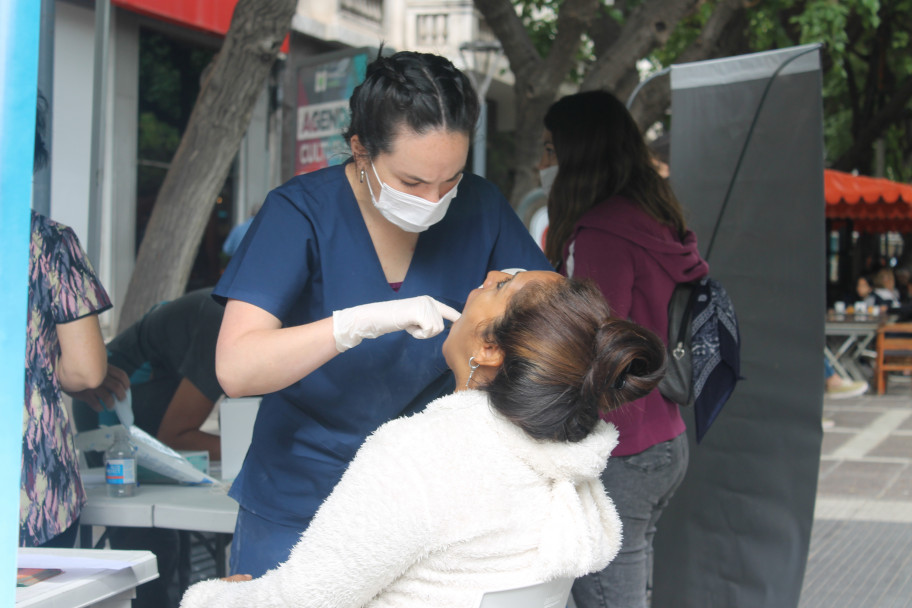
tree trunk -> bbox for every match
[474,0,600,207]
[116,0,297,331]
[580,0,702,92]
[833,74,912,173]
[475,0,704,206]
[628,0,751,130]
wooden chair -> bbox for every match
[874,322,912,394]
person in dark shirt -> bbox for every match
[72,288,224,459]
[70,288,225,608]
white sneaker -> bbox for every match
[826,380,868,399]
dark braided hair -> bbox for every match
[343,50,479,158]
[481,277,666,443]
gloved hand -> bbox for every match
[333,296,461,352]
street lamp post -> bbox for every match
[459,41,502,179]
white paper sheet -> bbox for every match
[18,553,132,571]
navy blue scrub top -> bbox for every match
[214,163,551,526]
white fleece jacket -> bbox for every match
[181,390,622,608]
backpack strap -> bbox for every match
[670,281,700,360]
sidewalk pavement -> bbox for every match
[800,378,912,607]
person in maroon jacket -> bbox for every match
[538,90,709,608]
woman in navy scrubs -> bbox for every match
[214,50,550,576]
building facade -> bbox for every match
[44,0,512,333]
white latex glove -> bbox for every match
[333,296,461,352]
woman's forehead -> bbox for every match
[513,270,561,287]
[380,129,468,174]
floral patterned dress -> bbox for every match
[20,211,111,546]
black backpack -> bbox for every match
[658,276,741,442]
[656,121,749,442]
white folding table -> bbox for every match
[16,547,158,608]
[824,313,890,381]
[79,475,238,581]
[80,481,238,534]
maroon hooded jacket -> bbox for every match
[563,195,709,456]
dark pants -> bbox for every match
[229,505,312,578]
[38,517,80,548]
[110,527,181,608]
[572,433,689,608]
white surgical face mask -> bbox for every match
[366,162,461,232]
[539,165,558,197]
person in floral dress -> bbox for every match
[20,93,111,547]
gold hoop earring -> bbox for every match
[465,356,481,389]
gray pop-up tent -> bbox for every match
[651,45,825,608]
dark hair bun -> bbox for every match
[584,319,666,413]
[482,277,666,443]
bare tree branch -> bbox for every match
[476,0,749,204]
[541,0,601,86]
[472,0,541,83]
[589,8,623,58]
[581,0,701,92]
[628,0,750,130]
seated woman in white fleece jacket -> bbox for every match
[181,270,666,608]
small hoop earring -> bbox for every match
[360,169,365,184]
[465,356,481,389]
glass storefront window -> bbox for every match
[136,28,236,290]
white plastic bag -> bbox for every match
[113,388,135,430]
[76,425,222,486]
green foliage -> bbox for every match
[653,1,714,66]
[509,0,911,179]
[790,1,851,52]
[136,31,216,198]
[137,112,179,162]
[515,0,615,82]
[662,0,911,181]
[139,32,214,130]
[746,0,911,180]
[515,0,562,58]
[137,29,216,195]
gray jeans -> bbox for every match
[571,432,689,608]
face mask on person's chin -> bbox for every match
[539,165,558,197]
[366,162,461,232]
